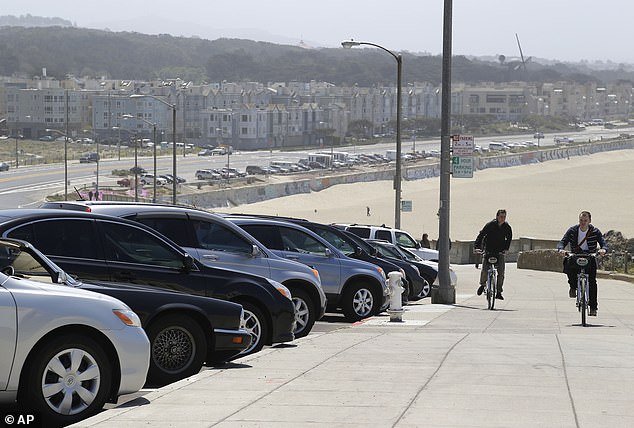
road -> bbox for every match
[1,126,631,209]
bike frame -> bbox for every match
[484,253,499,310]
[569,253,595,326]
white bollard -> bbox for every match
[387,271,404,322]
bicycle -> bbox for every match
[566,252,596,327]
[476,250,500,310]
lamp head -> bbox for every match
[341,40,360,49]
[122,114,134,119]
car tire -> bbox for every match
[146,315,207,386]
[238,302,269,356]
[289,289,315,339]
[22,334,112,426]
[342,282,379,322]
[417,277,432,299]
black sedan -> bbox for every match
[0,238,250,386]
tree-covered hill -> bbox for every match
[1,25,633,85]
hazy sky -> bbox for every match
[6,1,633,64]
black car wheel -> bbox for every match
[342,282,378,322]
[146,315,207,385]
[238,302,269,356]
[290,289,315,338]
[22,334,112,426]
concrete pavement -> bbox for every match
[74,264,634,427]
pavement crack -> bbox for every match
[556,334,581,428]
[392,332,469,427]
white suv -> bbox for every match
[338,224,439,261]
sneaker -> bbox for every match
[569,288,576,298]
[496,294,504,300]
[589,308,597,316]
[477,285,484,296]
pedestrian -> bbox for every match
[366,206,371,216]
[557,210,607,316]
[420,233,431,248]
[474,209,513,300]
[94,190,100,201]
[88,190,93,201]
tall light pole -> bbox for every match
[46,126,70,200]
[342,39,403,228]
[434,0,455,304]
[139,118,158,202]
[131,94,177,204]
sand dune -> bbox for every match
[220,149,634,241]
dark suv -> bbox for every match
[41,201,327,339]
[0,209,295,356]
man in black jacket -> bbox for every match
[475,209,513,300]
[557,211,607,316]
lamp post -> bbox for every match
[138,118,158,202]
[342,39,403,229]
[46,127,70,200]
[131,94,177,204]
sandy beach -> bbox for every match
[219,148,634,241]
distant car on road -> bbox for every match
[0,239,150,426]
[0,161,9,171]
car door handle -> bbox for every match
[285,255,299,261]
[202,255,218,261]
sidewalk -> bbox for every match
[74,264,634,427]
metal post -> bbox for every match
[433,0,456,304]
[15,134,18,168]
[65,90,69,201]
[394,54,402,229]
[153,124,157,203]
[134,136,138,202]
[172,105,177,204]
[96,138,99,197]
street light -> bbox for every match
[138,118,158,202]
[46,127,70,200]
[130,94,177,204]
[342,39,403,229]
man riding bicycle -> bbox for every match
[557,211,607,316]
[475,209,513,300]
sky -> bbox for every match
[5,0,634,65]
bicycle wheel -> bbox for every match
[580,276,587,327]
[489,273,497,310]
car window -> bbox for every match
[279,227,327,256]
[238,224,283,250]
[347,227,370,238]
[7,219,98,260]
[99,221,183,268]
[191,220,252,254]
[395,231,417,248]
[375,230,392,241]
[135,217,193,247]
[375,244,402,259]
[1,246,52,282]
[312,228,354,256]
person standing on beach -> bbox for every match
[557,210,607,316]
[474,209,512,300]
[366,206,371,216]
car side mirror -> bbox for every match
[250,245,261,257]
[183,254,194,272]
[354,246,363,256]
[324,248,333,258]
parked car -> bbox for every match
[336,223,439,261]
[43,201,327,339]
[140,174,168,186]
[0,209,296,356]
[0,161,9,171]
[196,169,221,180]
[224,215,390,322]
[160,174,186,184]
[0,237,250,386]
[117,177,131,187]
[129,166,147,175]
[365,239,458,287]
[79,152,100,163]
[0,240,150,426]
[248,215,423,301]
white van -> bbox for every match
[488,142,508,151]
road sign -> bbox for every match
[401,200,412,212]
[451,135,474,156]
[452,156,474,178]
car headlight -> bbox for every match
[267,278,293,300]
[112,309,142,327]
